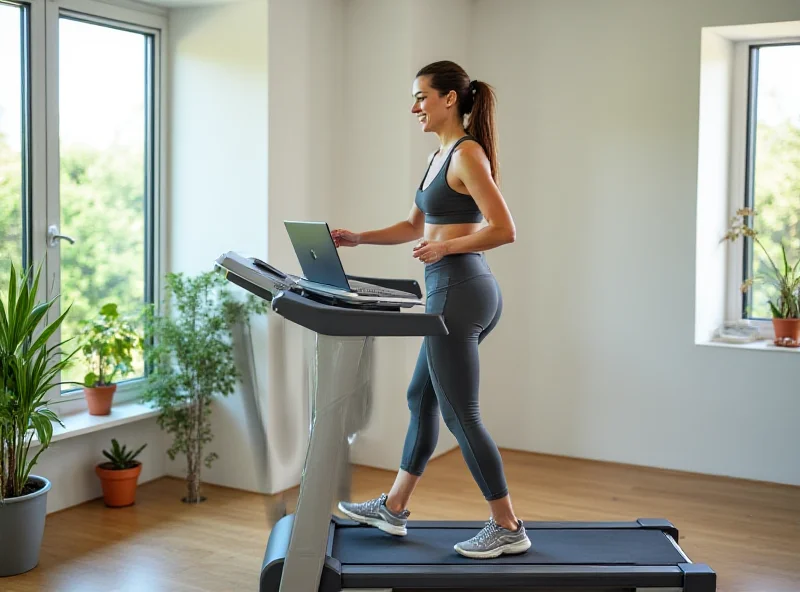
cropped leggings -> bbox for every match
[399,253,508,501]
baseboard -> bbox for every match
[495,446,800,489]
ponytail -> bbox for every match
[415,61,500,185]
[465,80,499,186]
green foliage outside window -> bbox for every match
[748,121,800,318]
[0,130,148,390]
[0,131,24,295]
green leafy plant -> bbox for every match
[78,302,141,388]
[0,262,76,502]
[722,208,800,319]
[140,270,268,503]
[101,438,146,470]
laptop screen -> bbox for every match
[284,221,351,291]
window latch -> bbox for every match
[47,224,75,247]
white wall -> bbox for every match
[166,0,271,493]
[467,0,800,486]
[263,0,347,492]
[260,0,800,489]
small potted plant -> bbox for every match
[722,207,800,345]
[78,302,141,415]
[95,438,147,507]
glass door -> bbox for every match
[45,2,160,394]
[0,0,164,409]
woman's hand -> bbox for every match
[412,239,449,264]
[331,229,360,247]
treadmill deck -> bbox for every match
[262,515,715,591]
[333,523,687,566]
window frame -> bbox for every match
[20,0,168,415]
[0,0,41,295]
[725,35,800,339]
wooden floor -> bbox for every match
[3,448,798,591]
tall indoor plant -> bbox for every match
[722,207,800,344]
[0,262,75,576]
[140,270,267,503]
[78,302,141,415]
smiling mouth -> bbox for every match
[418,115,427,123]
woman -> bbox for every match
[332,60,529,559]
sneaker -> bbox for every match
[454,518,531,559]
[337,493,410,536]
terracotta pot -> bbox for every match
[95,461,142,507]
[772,318,800,346]
[84,384,116,415]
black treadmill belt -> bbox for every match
[333,526,685,566]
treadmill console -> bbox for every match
[214,251,447,337]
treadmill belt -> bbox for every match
[333,526,686,566]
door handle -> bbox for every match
[47,224,75,247]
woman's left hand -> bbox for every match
[412,240,449,264]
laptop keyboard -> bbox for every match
[348,279,413,298]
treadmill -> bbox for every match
[215,252,717,592]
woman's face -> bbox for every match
[411,75,454,133]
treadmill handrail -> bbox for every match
[271,290,448,337]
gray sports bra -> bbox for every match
[414,135,484,224]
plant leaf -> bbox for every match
[769,300,783,318]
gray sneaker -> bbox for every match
[337,493,410,536]
[454,518,531,559]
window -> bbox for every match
[0,0,30,294]
[695,21,800,347]
[739,43,800,322]
[55,15,157,393]
[0,0,165,407]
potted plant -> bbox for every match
[722,207,800,345]
[0,262,75,576]
[95,438,146,507]
[78,302,141,415]
[140,270,268,503]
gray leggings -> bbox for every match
[400,253,508,501]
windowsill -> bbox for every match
[33,401,161,446]
[698,338,800,353]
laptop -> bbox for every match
[284,220,422,306]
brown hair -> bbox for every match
[416,60,499,184]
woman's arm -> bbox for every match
[332,203,425,246]
[446,143,515,253]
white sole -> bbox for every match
[337,503,407,536]
[454,536,532,559]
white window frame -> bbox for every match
[724,34,800,341]
[20,0,168,416]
